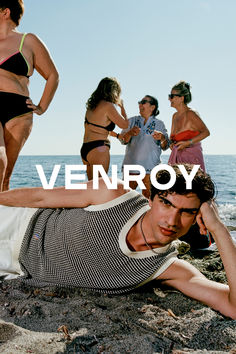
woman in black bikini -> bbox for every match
[81,77,128,180]
[0,0,59,191]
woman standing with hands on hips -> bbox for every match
[81,77,128,180]
[168,81,209,171]
[0,0,59,191]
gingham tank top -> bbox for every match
[19,190,177,294]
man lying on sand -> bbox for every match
[0,164,235,319]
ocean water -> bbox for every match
[11,154,236,229]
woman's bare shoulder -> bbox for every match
[187,108,201,118]
[23,33,47,49]
[97,101,117,114]
[101,100,115,108]
[172,112,178,118]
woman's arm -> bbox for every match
[105,102,129,129]
[169,114,176,150]
[175,111,210,150]
[26,34,59,115]
[152,130,169,150]
[117,99,128,119]
[170,113,176,137]
[188,110,210,144]
[121,126,141,143]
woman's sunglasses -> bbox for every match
[168,94,182,99]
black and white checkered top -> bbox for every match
[19,190,178,294]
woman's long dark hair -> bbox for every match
[86,77,121,110]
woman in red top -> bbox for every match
[168,81,210,171]
[168,81,212,249]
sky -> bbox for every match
[19,0,236,156]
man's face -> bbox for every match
[148,192,201,247]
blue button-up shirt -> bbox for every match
[121,115,169,173]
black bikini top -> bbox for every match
[85,117,115,131]
[0,33,30,77]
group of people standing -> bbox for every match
[0,0,210,197]
[81,77,210,199]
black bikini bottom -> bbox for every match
[0,91,33,127]
[80,140,110,162]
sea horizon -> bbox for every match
[20,154,236,157]
[12,155,236,230]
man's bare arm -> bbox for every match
[157,202,236,319]
[0,179,129,209]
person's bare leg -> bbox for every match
[81,158,92,180]
[142,174,151,199]
[86,145,110,180]
[129,180,138,190]
[3,113,33,191]
[0,123,7,191]
[128,174,150,197]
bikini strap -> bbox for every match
[19,33,27,52]
[85,117,104,129]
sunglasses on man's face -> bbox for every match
[138,99,152,105]
[168,94,182,99]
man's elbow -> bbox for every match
[224,308,236,320]
[231,312,236,320]
[219,299,236,319]
[228,303,236,320]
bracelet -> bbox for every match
[189,139,193,146]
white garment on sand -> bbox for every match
[0,205,37,279]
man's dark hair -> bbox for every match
[150,164,215,203]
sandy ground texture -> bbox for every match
[0,245,236,353]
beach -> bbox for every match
[0,155,234,353]
[0,232,236,354]
[0,0,235,351]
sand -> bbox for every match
[0,242,236,353]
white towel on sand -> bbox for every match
[0,206,37,279]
